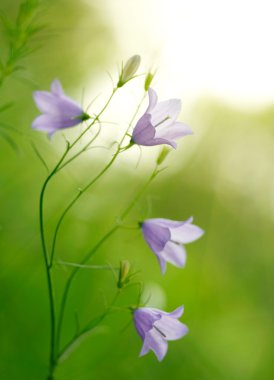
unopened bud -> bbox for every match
[117,260,131,288]
[144,71,155,91]
[117,55,141,87]
[157,146,171,165]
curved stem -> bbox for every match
[40,192,55,374]
[57,123,102,172]
[55,225,118,354]
[120,166,159,220]
[38,88,118,379]
[55,164,160,356]
[57,291,120,364]
[39,146,70,377]
[49,149,121,268]
[49,91,147,267]
[58,261,119,270]
[54,90,148,357]
[58,88,117,167]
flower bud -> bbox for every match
[117,260,131,288]
[157,146,171,165]
[144,71,155,91]
[117,55,141,87]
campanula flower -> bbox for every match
[141,217,204,273]
[134,305,188,361]
[131,88,192,148]
[32,79,89,135]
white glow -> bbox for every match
[94,0,274,107]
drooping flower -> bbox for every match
[131,88,192,148]
[133,305,188,361]
[141,217,204,273]
[32,79,89,135]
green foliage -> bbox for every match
[0,2,274,380]
[0,0,46,148]
[0,0,45,86]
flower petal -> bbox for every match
[153,305,184,318]
[146,88,158,113]
[133,308,160,340]
[160,241,187,268]
[150,218,185,228]
[155,122,193,140]
[32,113,82,134]
[158,256,167,274]
[132,113,177,148]
[151,99,181,126]
[142,137,177,149]
[143,328,168,361]
[139,341,150,357]
[33,91,83,119]
[32,114,58,133]
[154,316,188,341]
[51,79,64,96]
[170,223,204,244]
[132,114,156,144]
[57,96,84,119]
[33,91,59,114]
[168,306,184,319]
[142,220,170,254]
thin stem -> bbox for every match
[120,167,159,220]
[59,260,118,271]
[55,226,118,354]
[55,90,148,358]
[57,123,102,172]
[60,88,117,160]
[39,150,70,379]
[49,152,121,268]
[57,291,120,364]
[38,87,118,379]
[49,91,147,267]
[55,164,159,356]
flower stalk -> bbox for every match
[32,54,204,377]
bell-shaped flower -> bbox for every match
[141,217,204,273]
[133,305,188,361]
[131,88,192,148]
[32,79,89,135]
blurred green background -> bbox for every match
[0,1,274,379]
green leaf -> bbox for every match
[0,102,13,113]
[0,129,19,152]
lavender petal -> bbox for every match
[144,329,168,361]
[154,316,189,341]
[160,241,187,268]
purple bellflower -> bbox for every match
[141,217,204,273]
[131,88,192,148]
[133,305,188,361]
[32,79,89,135]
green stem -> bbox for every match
[39,146,70,376]
[38,87,119,377]
[57,291,120,364]
[59,261,118,270]
[57,123,102,172]
[55,225,118,354]
[39,88,117,376]
[55,164,160,356]
[49,90,147,267]
[54,90,148,361]
[49,150,121,268]
[120,167,159,220]
[57,88,117,169]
